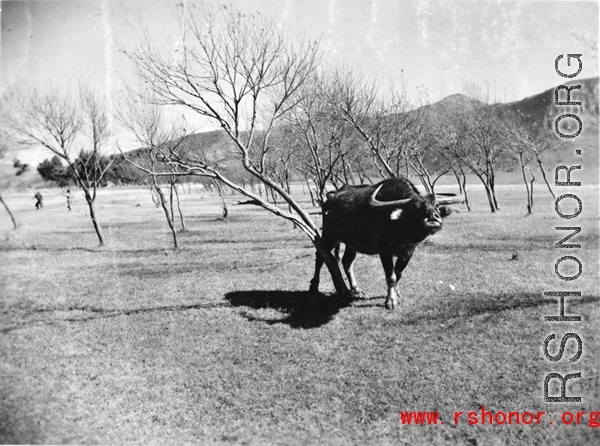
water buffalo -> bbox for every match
[309,178,463,309]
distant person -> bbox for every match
[65,189,74,211]
[34,191,43,210]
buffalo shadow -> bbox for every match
[225,290,350,329]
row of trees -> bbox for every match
[37,153,145,187]
[31,87,558,215]
[0,6,567,297]
[271,74,562,214]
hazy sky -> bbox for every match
[0,0,598,162]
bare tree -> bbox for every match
[427,109,472,211]
[262,130,299,223]
[507,134,536,214]
[170,177,188,230]
[437,85,508,213]
[116,96,190,250]
[509,110,561,200]
[122,6,351,297]
[266,140,295,196]
[77,88,114,244]
[405,129,451,195]
[446,154,472,211]
[501,111,546,214]
[0,140,18,229]
[281,75,361,206]
[324,65,425,181]
[1,86,113,245]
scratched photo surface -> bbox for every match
[0,1,598,444]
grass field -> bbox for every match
[1,183,599,445]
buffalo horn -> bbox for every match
[434,193,464,205]
[368,184,413,209]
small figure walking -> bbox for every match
[34,191,43,210]
[66,189,74,211]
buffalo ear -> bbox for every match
[438,205,453,218]
[390,208,403,220]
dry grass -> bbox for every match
[0,183,599,445]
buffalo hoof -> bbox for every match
[385,298,397,310]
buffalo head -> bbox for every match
[368,183,462,241]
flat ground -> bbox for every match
[1,182,599,445]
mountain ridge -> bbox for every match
[3,77,598,188]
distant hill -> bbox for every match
[419,77,598,123]
[421,93,485,116]
[2,78,598,188]
[166,77,599,181]
[504,76,599,119]
[411,77,598,179]
[124,129,250,182]
[500,77,599,173]
[178,130,239,167]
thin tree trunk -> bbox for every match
[312,235,351,300]
[488,191,498,213]
[305,177,315,206]
[530,174,535,212]
[491,187,499,211]
[147,183,160,207]
[284,169,291,194]
[535,152,556,200]
[269,186,278,206]
[458,164,471,211]
[481,180,497,213]
[451,168,463,194]
[169,182,176,225]
[309,189,316,207]
[288,203,297,229]
[0,194,17,229]
[83,191,105,246]
[414,156,435,195]
[415,169,432,195]
[213,179,228,219]
[520,161,532,214]
[488,167,500,211]
[518,153,533,214]
[173,183,187,231]
[153,180,178,250]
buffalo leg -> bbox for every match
[392,255,413,298]
[341,247,362,296]
[333,243,341,263]
[380,254,398,310]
